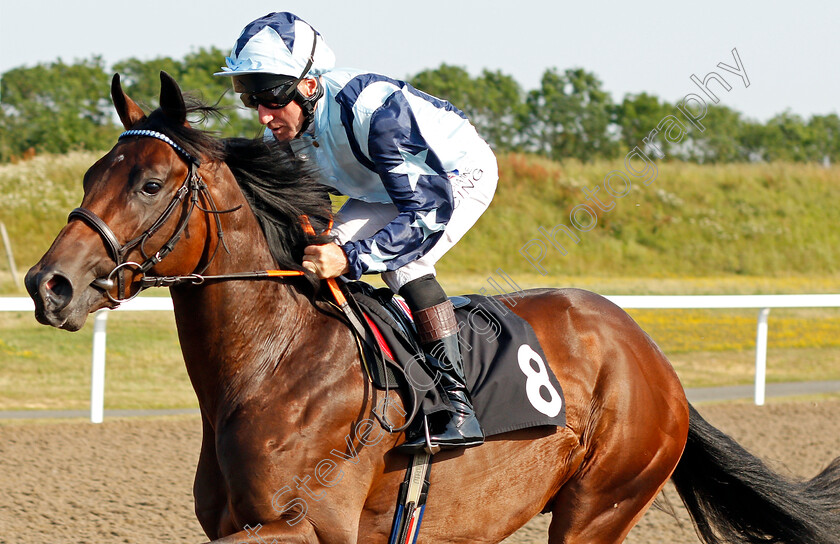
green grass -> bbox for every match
[0,151,94,295]
[3,152,840,410]
[3,152,840,294]
[668,347,840,389]
[437,155,840,278]
[0,305,194,411]
[438,273,840,297]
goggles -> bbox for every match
[240,83,298,110]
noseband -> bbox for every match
[68,129,233,303]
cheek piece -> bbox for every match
[292,78,324,136]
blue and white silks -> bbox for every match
[280,69,496,280]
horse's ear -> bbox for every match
[111,73,146,129]
[159,71,187,126]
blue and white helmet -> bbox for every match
[215,12,335,85]
[216,13,335,135]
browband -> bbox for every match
[119,129,201,166]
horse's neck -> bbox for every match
[170,169,319,419]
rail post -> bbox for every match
[90,310,109,423]
[754,308,771,406]
[0,222,21,290]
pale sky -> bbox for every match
[1,1,837,122]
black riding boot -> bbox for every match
[396,300,485,454]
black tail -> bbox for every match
[671,403,840,544]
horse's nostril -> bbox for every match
[43,272,73,309]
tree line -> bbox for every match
[1,48,837,164]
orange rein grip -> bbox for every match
[299,215,318,236]
[299,215,348,307]
[265,270,305,277]
[327,278,348,306]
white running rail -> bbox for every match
[3,294,840,421]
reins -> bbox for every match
[73,128,415,433]
[140,268,305,288]
[68,129,273,302]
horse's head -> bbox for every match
[26,71,334,331]
[25,72,221,330]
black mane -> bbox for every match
[135,100,334,292]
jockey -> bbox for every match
[216,12,498,453]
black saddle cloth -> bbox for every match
[345,282,566,437]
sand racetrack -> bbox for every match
[2,400,840,543]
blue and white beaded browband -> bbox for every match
[119,129,201,166]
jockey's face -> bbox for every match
[258,100,304,142]
[256,78,318,142]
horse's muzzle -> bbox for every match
[25,264,95,330]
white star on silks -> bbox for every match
[410,210,446,241]
[358,241,394,273]
[388,147,438,191]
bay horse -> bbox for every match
[25,72,840,543]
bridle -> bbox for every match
[70,128,416,433]
[68,129,240,303]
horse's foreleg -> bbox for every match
[204,520,324,544]
[194,415,234,539]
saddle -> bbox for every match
[336,281,447,434]
[342,281,416,389]
[335,280,567,438]
[342,281,468,387]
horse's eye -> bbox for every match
[142,181,163,195]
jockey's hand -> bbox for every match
[302,243,350,279]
